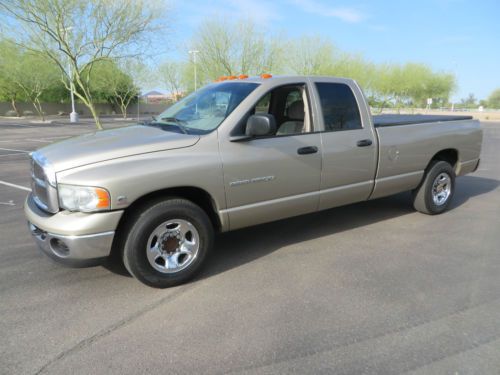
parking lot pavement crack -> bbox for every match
[224,295,500,374]
[402,334,500,374]
[34,283,197,375]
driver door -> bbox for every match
[219,82,322,230]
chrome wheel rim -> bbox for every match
[146,219,200,274]
[431,172,452,206]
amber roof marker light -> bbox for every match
[238,74,249,79]
[261,73,273,79]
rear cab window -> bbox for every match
[315,83,362,131]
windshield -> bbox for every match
[153,82,259,135]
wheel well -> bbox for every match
[119,187,221,232]
[429,149,459,171]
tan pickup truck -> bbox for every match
[25,76,482,287]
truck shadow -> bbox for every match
[104,175,499,280]
[198,175,499,281]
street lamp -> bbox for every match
[61,26,79,123]
[137,93,140,122]
[188,50,199,92]
[451,60,458,112]
[68,59,79,123]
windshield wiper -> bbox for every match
[147,119,189,135]
[161,116,188,124]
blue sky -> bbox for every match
[168,0,499,101]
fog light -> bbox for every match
[50,238,70,257]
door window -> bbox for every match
[251,84,311,136]
[315,83,362,131]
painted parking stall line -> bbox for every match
[0,153,27,158]
[0,147,30,153]
[0,180,31,192]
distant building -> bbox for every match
[141,91,170,104]
[141,91,185,104]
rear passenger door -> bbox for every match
[310,79,378,210]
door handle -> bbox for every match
[356,139,373,147]
[297,146,318,155]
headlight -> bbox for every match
[58,184,111,212]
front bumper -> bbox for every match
[28,222,114,266]
[24,194,123,266]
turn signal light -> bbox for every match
[96,188,111,209]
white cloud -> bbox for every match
[290,0,368,23]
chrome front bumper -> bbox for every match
[28,222,114,266]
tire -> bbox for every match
[122,198,214,288]
[412,160,455,215]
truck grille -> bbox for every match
[30,154,59,213]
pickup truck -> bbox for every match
[25,76,482,288]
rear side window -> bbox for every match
[315,83,362,131]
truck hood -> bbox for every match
[37,125,200,172]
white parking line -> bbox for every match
[0,200,15,206]
[0,147,30,153]
[0,180,31,192]
[25,139,53,143]
[0,136,69,144]
[0,153,26,157]
[0,123,34,127]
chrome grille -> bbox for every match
[30,153,59,213]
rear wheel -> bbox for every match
[412,161,455,215]
[122,198,214,288]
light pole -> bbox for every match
[68,61,79,123]
[451,60,458,112]
[61,26,79,123]
[188,50,199,91]
[137,93,140,122]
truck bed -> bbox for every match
[373,114,473,127]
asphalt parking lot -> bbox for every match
[1,118,499,375]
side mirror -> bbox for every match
[246,114,277,137]
[229,114,277,142]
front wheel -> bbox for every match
[412,160,455,215]
[122,198,214,288]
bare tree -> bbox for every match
[0,0,166,129]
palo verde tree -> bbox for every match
[487,89,500,109]
[370,63,456,111]
[0,41,25,116]
[0,0,166,129]
[191,19,284,81]
[156,62,186,101]
[14,51,61,120]
[287,36,336,75]
[89,59,140,118]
